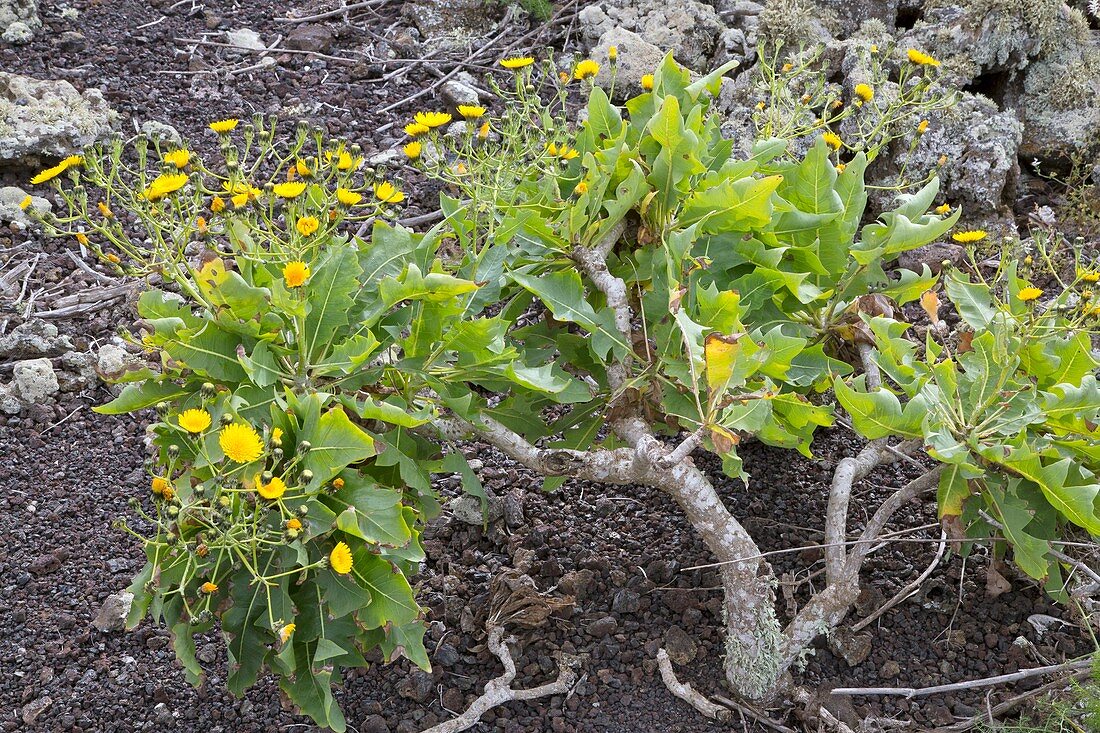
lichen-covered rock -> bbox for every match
[1006,37,1100,165]
[11,357,59,404]
[591,28,666,99]
[756,0,837,48]
[578,0,726,70]
[0,72,116,164]
[0,319,71,359]
[869,91,1022,215]
[810,0,898,37]
[0,185,49,224]
[402,0,496,49]
[0,0,39,42]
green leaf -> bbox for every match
[279,662,346,733]
[510,270,628,357]
[94,381,189,415]
[171,621,204,686]
[997,450,1100,535]
[380,263,479,306]
[305,242,362,361]
[239,341,281,387]
[379,619,431,671]
[834,380,922,439]
[318,566,373,618]
[987,485,1051,581]
[164,321,249,381]
[944,273,995,329]
[352,550,420,629]
[332,479,412,547]
[682,175,784,232]
[302,406,378,483]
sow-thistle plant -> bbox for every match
[752,41,956,179]
[26,117,488,731]
[27,47,1100,722]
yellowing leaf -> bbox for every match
[920,289,940,325]
[704,332,742,393]
[709,425,740,454]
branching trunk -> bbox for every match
[434,237,944,706]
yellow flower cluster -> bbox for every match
[273,181,306,199]
[178,409,212,433]
[574,59,600,80]
[330,542,354,574]
[374,181,404,204]
[219,423,264,463]
[907,49,940,67]
[30,155,84,185]
[144,173,190,202]
[283,261,310,287]
[951,230,987,243]
[499,56,533,70]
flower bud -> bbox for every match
[298,440,312,453]
[220,413,235,426]
[168,506,180,517]
[298,504,309,516]
[219,495,231,508]
[300,469,314,483]
[201,382,216,399]
[168,444,180,457]
[155,401,170,417]
[272,447,284,460]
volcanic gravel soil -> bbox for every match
[1,1,1095,732]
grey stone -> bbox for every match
[153,702,173,724]
[663,625,698,664]
[0,319,71,358]
[880,659,901,679]
[0,0,38,40]
[0,72,116,164]
[1,18,32,43]
[58,350,98,392]
[0,185,50,223]
[813,0,898,37]
[92,591,133,632]
[361,714,392,733]
[96,343,143,381]
[591,28,665,100]
[21,696,52,726]
[589,615,618,638]
[139,120,183,146]
[224,27,265,52]
[0,384,20,414]
[439,73,481,109]
[285,24,333,54]
[12,357,58,403]
[448,493,503,525]
[578,0,726,70]
[865,91,1022,215]
[396,669,434,703]
[611,588,640,613]
[897,241,965,275]
[403,0,494,49]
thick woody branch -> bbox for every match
[845,466,943,574]
[654,426,706,469]
[657,648,732,722]
[434,415,642,484]
[420,625,580,733]
[572,220,630,391]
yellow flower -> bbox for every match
[336,187,362,206]
[404,122,430,137]
[296,216,320,237]
[286,517,302,531]
[151,476,170,495]
[210,118,239,133]
[332,477,345,489]
[641,74,654,91]
[822,131,843,150]
[414,111,452,128]
[574,180,588,195]
[329,542,353,574]
[952,230,987,243]
[917,119,930,134]
[499,56,534,69]
[19,195,33,210]
[223,181,260,208]
[1079,270,1100,283]
[178,409,212,434]
[374,181,405,204]
[279,623,295,643]
[854,83,874,103]
[935,203,951,215]
[558,146,579,161]
[210,196,226,213]
[295,158,313,177]
[546,142,558,156]
[558,70,571,84]
[755,101,766,111]
[907,49,940,67]
[106,253,120,264]
[283,261,311,288]
[478,122,490,140]
[219,423,264,463]
[336,151,361,171]
[574,59,600,80]
[457,105,485,119]
[403,141,423,160]
[870,44,879,53]
[164,149,191,168]
[782,63,793,73]
[608,45,618,61]
[30,155,83,185]
[256,474,287,500]
[1017,287,1043,302]
[835,163,846,173]
[143,173,189,201]
[75,232,89,246]
[271,427,283,445]
[98,201,114,218]
[200,581,219,594]
[273,181,306,199]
